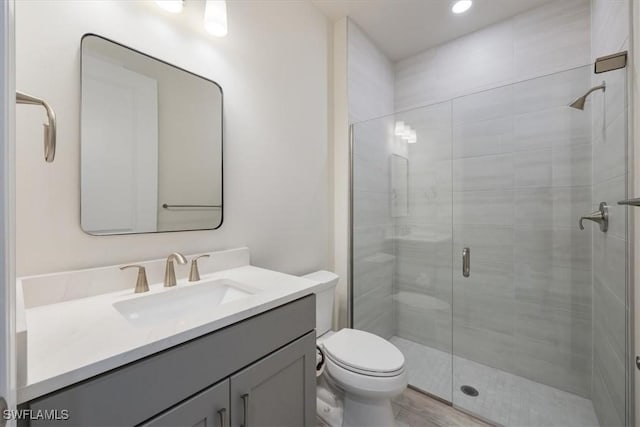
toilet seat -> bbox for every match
[323,354,408,399]
[321,329,405,377]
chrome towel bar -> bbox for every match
[162,204,221,209]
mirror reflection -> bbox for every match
[80,35,223,235]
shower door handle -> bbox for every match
[462,247,470,278]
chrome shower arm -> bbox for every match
[16,91,56,163]
[569,81,606,110]
[583,83,606,98]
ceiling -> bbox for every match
[311,0,554,61]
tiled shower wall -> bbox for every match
[349,21,396,339]
[450,68,593,397]
[590,1,629,425]
[393,101,453,356]
[350,0,630,416]
[394,0,591,112]
[391,0,595,398]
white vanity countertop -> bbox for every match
[17,259,329,403]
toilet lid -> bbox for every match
[321,329,405,376]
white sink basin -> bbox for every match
[113,279,255,326]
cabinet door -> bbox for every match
[141,379,229,427]
[230,332,316,427]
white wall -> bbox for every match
[15,1,330,276]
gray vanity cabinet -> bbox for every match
[141,331,316,427]
[230,332,316,427]
[141,379,230,427]
[23,295,316,427]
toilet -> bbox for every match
[302,271,407,427]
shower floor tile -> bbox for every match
[390,336,600,427]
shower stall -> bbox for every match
[350,64,630,426]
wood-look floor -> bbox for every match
[317,387,493,427]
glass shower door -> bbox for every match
[351,63,629,427]
[451,65,628,427]
[390,102,453,402]
[351,101,454,402]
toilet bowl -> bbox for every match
[302,271,407,427]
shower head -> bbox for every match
[569,81,606,110]
[569,97,587,110]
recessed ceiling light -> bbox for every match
[452,0,472,14]
[155,0,184,14]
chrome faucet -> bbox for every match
[164,252,187,287]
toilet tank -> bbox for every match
[301,270,339,336]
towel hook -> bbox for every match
[16,91,56,163]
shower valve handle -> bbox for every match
[578,202,608,232]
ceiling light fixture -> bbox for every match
[155,0,184,14]
[452,0,472,14]
[204,0,228,37]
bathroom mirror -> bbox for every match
[80,34,223,235]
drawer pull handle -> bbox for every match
[217,407,227,427]
[241,393,250,427]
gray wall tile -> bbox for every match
[349,18,396,340]
[513,0,590,80]
[350,0,632,414]
[590,2,629,423]
[348,21,395,123]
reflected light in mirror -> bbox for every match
[452,0,472,14]
[394,121,417,144]
[155,0,184,14]
[407,130,417,144]
[204,0,228,37]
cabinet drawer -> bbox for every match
[28,295,315,427]
[140,379,229,427]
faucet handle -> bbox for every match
[578,202,609,232]
[189,254,210,282]
[120,264,149,293]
